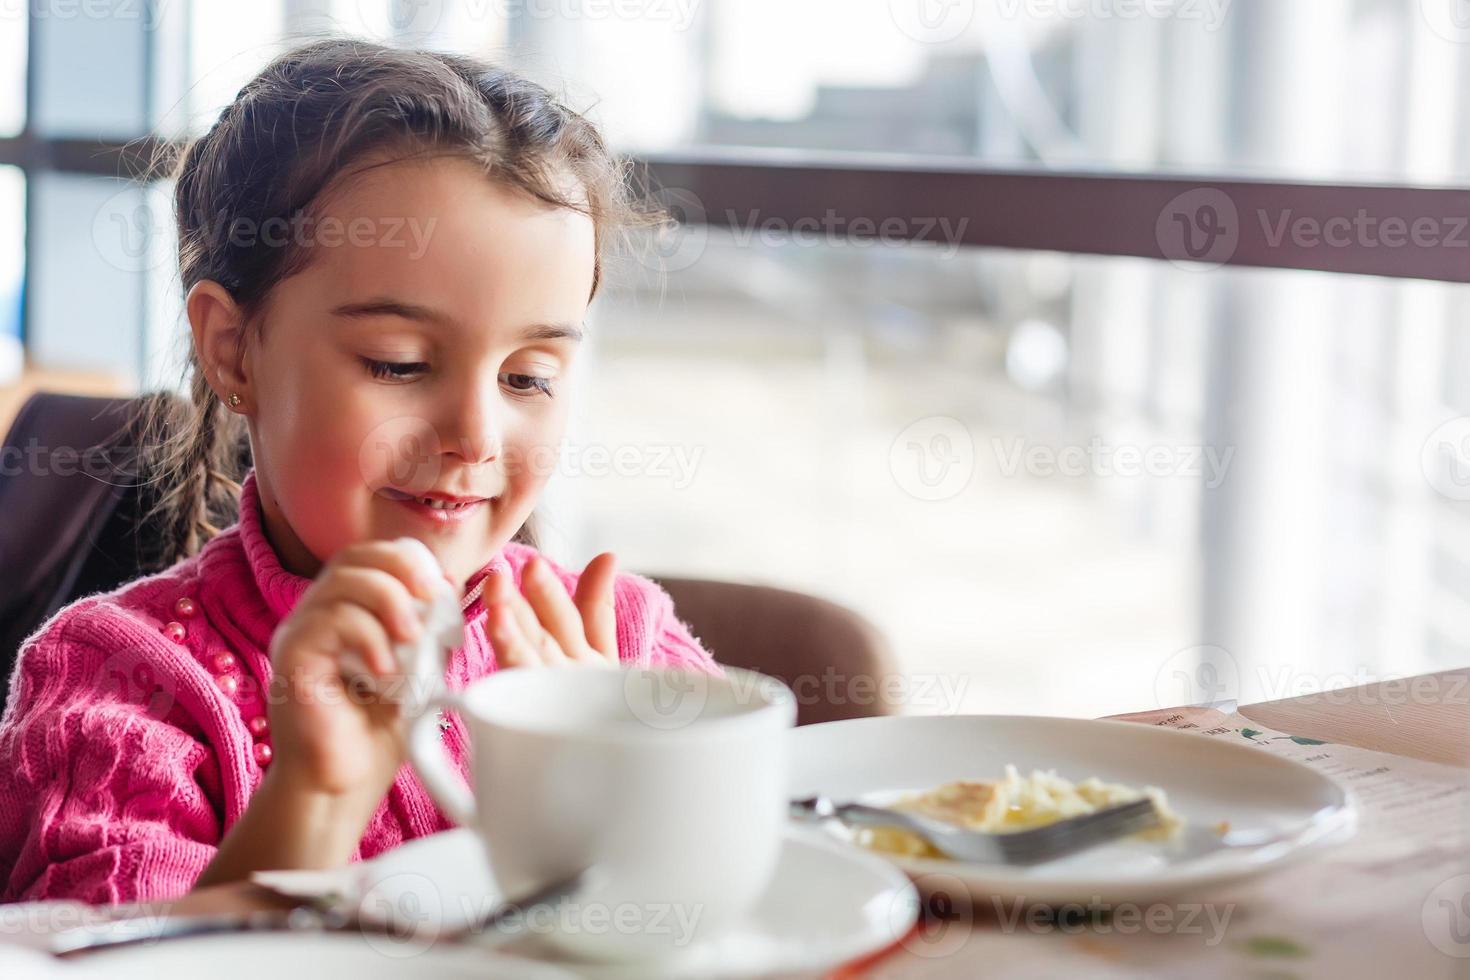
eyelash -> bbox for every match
[363,359,428,381]
[502,373,556,398]
[360,358,556,398]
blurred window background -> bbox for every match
[3,0,1469,716]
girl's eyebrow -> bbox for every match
[329,297,584,341]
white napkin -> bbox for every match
[337,579,462,718]
[253,829,497,934]
[396,585,463,717]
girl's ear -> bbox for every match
[186,280,253,412]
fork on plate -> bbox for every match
[790,795,1160,865]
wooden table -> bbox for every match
[1237,667,1468,768]
[73,668,1470,973]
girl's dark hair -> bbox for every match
[137,37,647,571]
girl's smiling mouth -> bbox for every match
[377,486,494,526]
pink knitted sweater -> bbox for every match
[0,470,718,904]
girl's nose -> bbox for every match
[447,389,503,464]
[455,433,499,464]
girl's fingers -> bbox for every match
[505,570,571,666]
[487,571,558,666]
[289,601,396,680]
[333,601,399,678]
[333,539,444,601]
[488,600,532,668]
[308,566,424,644]
[522,556,603,665]
[486,557,621,669]
[573,552,619,662]
[271,609,341,688]
[489,593,568,667]
[489,571,541,654]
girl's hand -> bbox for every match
[488,553,620,667]
[265,538,445,800]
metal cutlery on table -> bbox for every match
[49,866,592,956]
[791,795,1161,865]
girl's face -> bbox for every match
[202,156,596,589]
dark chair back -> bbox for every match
[652,576,899,726]
[0,392,153,692]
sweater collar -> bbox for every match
[233,469,506,628]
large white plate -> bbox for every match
[75,932,577,980]
[254,826,916,980]
[789,715,1357,905]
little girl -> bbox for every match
[0,38,718,905]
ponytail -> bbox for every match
[135,357,249,572]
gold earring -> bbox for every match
[227,392,242,408]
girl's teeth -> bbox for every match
[419,497,471,510]
[378,487,479,510]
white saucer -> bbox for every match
[256,826,917,979]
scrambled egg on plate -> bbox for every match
[856,765,1184,858]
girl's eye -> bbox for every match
[362,358,428,381]
[500,372,555,398]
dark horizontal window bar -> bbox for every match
[0,135,173,180]
[7,136,1470,283]
[641,149,1470,284]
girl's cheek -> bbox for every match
[511,447,557,493]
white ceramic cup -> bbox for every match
[408,665,796,962]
